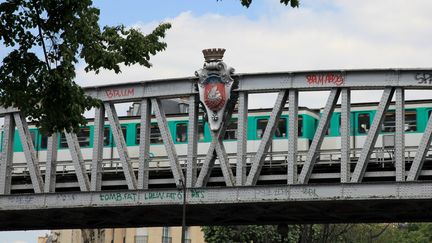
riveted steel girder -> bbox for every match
[351,88,395,183]
[105,103,137,190]
[186,95,199,188]
[91,107,105,191]
[138,99,151,189]
[14,113,44,193]
[246,90,289,186]
[298,88,341,184]
[395,88,405,181]
[0,114,15,194]
[236,92,248,186]
[65,132,90,191]
[340,88,351,183]
[151,98,185,187]
[44,133,58,193]
[287,90,298,184]
[407,110,432,181]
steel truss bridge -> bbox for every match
[1,68,432,230]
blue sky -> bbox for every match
[2,0,432,241]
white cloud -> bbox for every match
[76,0,432,107]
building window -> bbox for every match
[134,236,148,243]
[358,113,370,134]
[176,123,187,142]
[162,227,172,243]
[224,119,237,140]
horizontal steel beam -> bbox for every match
[2,182,432,230]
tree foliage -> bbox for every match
[240,0,299,8]
[202,223,432,243]
[0,0,170,134]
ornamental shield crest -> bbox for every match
[195,48,235,131]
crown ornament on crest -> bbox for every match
[195,48,235,131]
[202,48,226,62]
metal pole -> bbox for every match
[180,178,187,243]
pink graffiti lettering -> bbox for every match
[306,73,345,86]
[105,88,135,99]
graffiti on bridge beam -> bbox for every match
[105,88,135,99]
[415,73,432,85]
[99,192,137,202]
[144,189,206,201]
[306,73,345,86]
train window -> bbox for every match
[298,116,303,137]
[256,119,268,139]
[405,110,417,132]
[257,118,288,138]
[382,112,396,132]
[176,123,187,142]
[198,122,205,141]
[60,133,68,148]
[358,113,370,134]
[151,124,163,144]
[224,120,237,140]
[103,127,110,146]
[77,127,90,147]
[274,118,287,138]
[40,134,48,149]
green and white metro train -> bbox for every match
[3,100,432,174]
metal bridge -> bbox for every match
[1,51,432,230]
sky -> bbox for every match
[1,0,432,242]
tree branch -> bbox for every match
[32,0,51,70]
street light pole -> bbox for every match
[180,178,187,243]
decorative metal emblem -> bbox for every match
[195,48,235,131]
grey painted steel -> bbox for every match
[195,98,236,187]
[44,134,58,193]
[298,88,341,184]
[236,92,248,186]
[186,95,198,188]
[395,88,405,181]
[351,88,395,183]
[105,103,137,189]
[287,90,298,184]
[0,114,14,194]
[65,132,90,191]
[211,131,235,186]
[138,99,151,189]
[340,88,351,183]
[14,113,44,193]
[246,90,289,186]
[151,98,184,187]
[78,69,432,104]
[407,111,432,180]
[3,182,432,211]
[91,107,105,191]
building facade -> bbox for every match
[38,227,205,243]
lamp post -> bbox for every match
[179,178,187,243]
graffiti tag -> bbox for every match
[302,188,319,197]
[306,73,345,86]
[144,191,182,201]
[99,192,137,202]
[105,88,135,99]
[191,189,205,199]
[415,73,432,85]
